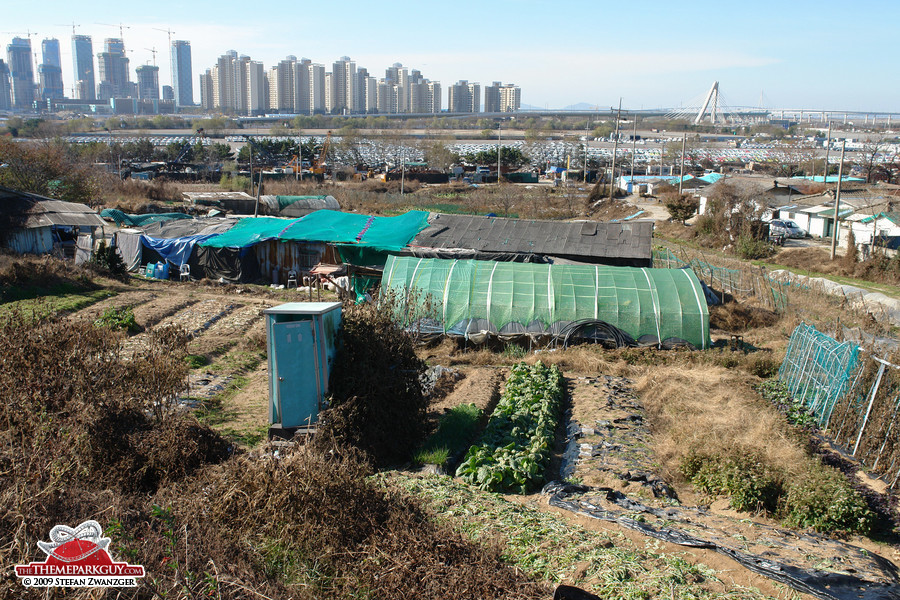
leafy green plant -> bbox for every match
[502,343,527,359]
[755,379,817,430]
[680,452,783,514]
[456,362,563,493]
[94,306,140,333]
[780,463,874,534]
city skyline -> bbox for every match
[1,0,898,113]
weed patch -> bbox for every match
[417,402,483,467]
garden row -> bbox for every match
[456,361,563,493]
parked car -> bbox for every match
[769,219,806,238]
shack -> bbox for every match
[406,214,653,267]
[0,186,106,256]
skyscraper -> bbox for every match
[7,37,35,109]
[0,60,12,110]
[72,35,95,101]
[135,64,160,100]
[97,38,130,100]
[39,38,64,100]
[42,39,61,68]
[170,40,193,107]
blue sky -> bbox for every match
[3,0,897,112]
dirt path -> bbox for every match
[549,372,899,600]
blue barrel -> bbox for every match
[145,263,157,277]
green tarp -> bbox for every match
[101,209,192,227]
[198,217,295,248]
[382,256,710,349]
[200,210,429,251]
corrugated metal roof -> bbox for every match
[409,214,653,260]
[0,187,105,229]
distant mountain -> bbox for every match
[562,102,596,111]
[519,103,543,111]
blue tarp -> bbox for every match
[142,233,220,266]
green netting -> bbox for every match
[100,209,192,227]
[382,256,710,349]
[199,217,296,248]
[777,322,861,426]
[200,210,428,250]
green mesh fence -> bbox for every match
[777,322,861,426]
[382,256,710,349]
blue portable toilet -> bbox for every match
[263,302,342,438]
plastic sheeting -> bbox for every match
[114,229,144,272]
[141,233,220,266]
[382,256,710,349]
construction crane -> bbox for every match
[54,22,81,35]
[312,131,332,176]
[145,47,157,66]
[153,27,175,50]
[95,22,130,40]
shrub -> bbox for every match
[664,193,700,224]
[89,239,129,279]
[316,301,427,467]
[94,305,140,333]
[780,463,874,534]
[735,234,775,260]
[680,452,783,514]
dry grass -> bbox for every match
[633,364,809,489]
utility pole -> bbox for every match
[678,132,687,196]
[830,140,846,260]
[823,121,832,182]
[497,119,502,185]
[609,98,622,202]
[630,118,637,182]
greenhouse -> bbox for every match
[382,256,710,349]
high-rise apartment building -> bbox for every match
[170,40,193,107]
[331,56,356,114]
[135,64,160,100]
[448,80,480,113]
[0,60,12,110]
[97,38,130,100]
[292,58,311,114]
[498,84,521,112]
[268,57,295,111]
[324,72,333,114]
[246,60,266,115]
[198,69,214,110]
[484,82,501,113]
[7,37,35,109]
[72,35,95,101]
[308,63,325,114]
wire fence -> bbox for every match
[652,246,789,312]
[777,322,900,489]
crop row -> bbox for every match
[456,361,563,493]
